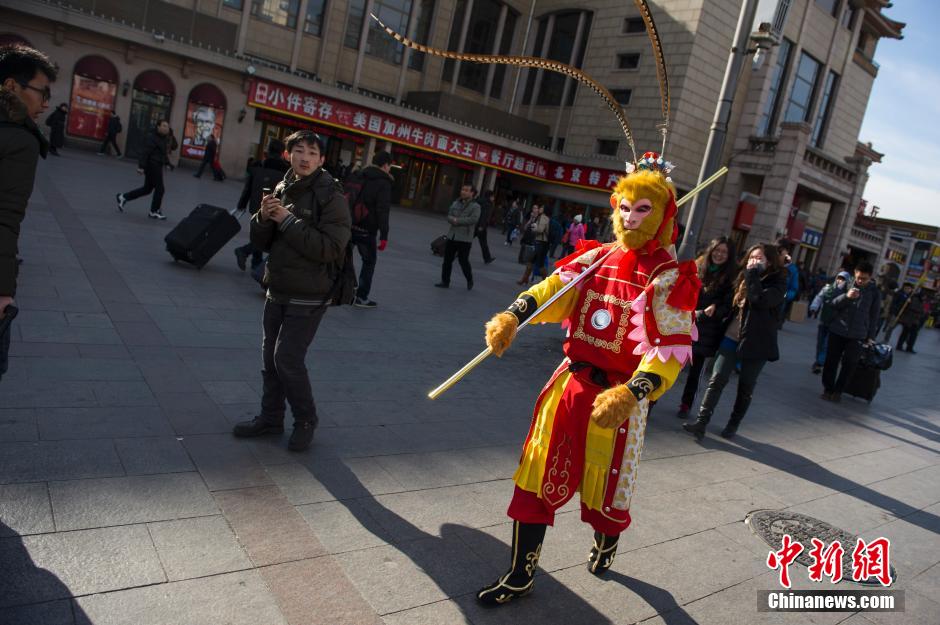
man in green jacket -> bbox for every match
[435,184,480,290]
[232,130,351,451]
[0,44,56,381]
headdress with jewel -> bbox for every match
[370,0,673,173]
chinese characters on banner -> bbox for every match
[247,79,626,193]
[67,75,116,140]
[767,534,892,588]
[181,102,226,160]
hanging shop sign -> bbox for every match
[247,78,625,193]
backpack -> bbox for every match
[316,180,357,306]
[343,170,369,228]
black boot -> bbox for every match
[720,414,743,439]
[477,521,546,606]
[587,531,620,576]
[232,417,284,437]
[288,421,315,451]
[682,417,708,440]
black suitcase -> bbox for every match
[165,204,241,268]
[845,364,880,402]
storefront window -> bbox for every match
[345,0,434,67]
[126,70,175,160]
[181,84,227,161]
[222,0,243,9]
[67,55,119,141]
[252,0,300,28]
[756,38,792,136]
[442,0,518,95]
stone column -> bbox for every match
[750,121,811,243]
[353,0,377,89]
[236,0,252,55]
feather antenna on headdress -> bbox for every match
[633,0,671,155]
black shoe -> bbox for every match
[434,282,449,289]
[720,426,737,439]
[830,392,842,403]
[812,363,822,374]
[353,296,377,308]
[477,522,546,607]
[288,421,315,451]
[116,193,126,212]
[467,280,473,291]
[682,419,707,441]
[587,531,620,576]
[484,258,495,264]
[232,417,284,438]
[907,349,917,354]
[821,391,833,402]
[235,248,248,271]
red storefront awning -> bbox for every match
[74,55,119,83]
[134,70,175,96]
[189,83,226,108]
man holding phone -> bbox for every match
[821,262,880,402]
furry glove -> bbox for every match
[485,312,519,357]
[591,384,639,429]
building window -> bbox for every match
[442,0,518,95]
[252,0,300,28]
[522,10,592,106]
[304,0,327,36]
[815,0,839,17]
[610,89,632,105]
[841,6,856,29]
[223,0,243,9]
[409,0,435,70]
[783,50,821,123]
[596,139,619,156]
[810,70,838,147]
[616,53,640,70]
[346,0,435,67]
[757,38,792,135]
[623,17,644,34]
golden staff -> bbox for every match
[428,166,730,400]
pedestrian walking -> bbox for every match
[821,262,880,402]
[547,211,563,258]
[0,44,57,381]
[676,237,736,419]
[504,199,522,245]
[165,126,179,170]
[233,139,289,273]
[98,110,122,156]
[562,214,586,256]
[809,271,850,374]
[44,101,66,156]
[474,189,496,264]
[683,243,787,439]
[115,119,170,220]
[895,285,924,353]
[232,130,351,452]
[777,239,799,327]
[194,133,221,179]
[349,150,393,308]
[435,184,479,290]
[517,203,549,285]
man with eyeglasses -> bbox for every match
[0,44,57,382]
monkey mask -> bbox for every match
[609,153,678,253]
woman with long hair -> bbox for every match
[677,237,737,419]
[683,243,787,439]
[517,203,549,284]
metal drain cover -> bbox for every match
[745,509,897,586]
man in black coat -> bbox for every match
[98,111,122,156]
[351,150,393,308]
[44,102,67,155]
[474,189,495,264]
[234,139,290,272]
[0,44,57,381]
[116,119,170,219]
[821,262,880,401]
[194,133,218,179]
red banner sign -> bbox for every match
[247,79,624,193]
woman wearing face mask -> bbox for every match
[677,237,737,419]
[683,243,787,439]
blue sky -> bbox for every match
[858,1,939,226]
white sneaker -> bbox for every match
[148,210,167,220]
[116,193,126,212]
[353,297,377,308]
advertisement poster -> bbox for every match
[67,75,116,140]
[181,102,225,160]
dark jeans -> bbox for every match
[475,228,493,262]
[680,354,710,408]
[99,134,121,156]
[697,347,766,428]
[441,239,472,286]
[822,332,862,394]
[260,301,326,426]
[236,242,264,268]
[124,165,165,213]
[897,324,919,351]
[815,324,830,366]
[353,229,377,299]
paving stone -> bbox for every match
[154,392,233,435]
[73,570,287,625]
[49,473,218,531]
[38,406,173,440]
[0,525,165,608]
[201,380,260,405]
[17,324,122,345]
[147,516,251,581]
[1,380,99,409]
[76,344,132,359]
[112,321,169,347]
[114,437,195,475]
[181,434,272,491]
[214,486,326,567]
[0,483,54,536]
[0,599,76,625]
[268,458,405,505]
[0,440,124,484]
[0,408,38,442]
[90,380,157,407]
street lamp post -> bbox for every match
[676,0,762,260]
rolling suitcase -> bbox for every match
[165,204,241,268]
[845,364,880,402]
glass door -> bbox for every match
[126,89,172,160]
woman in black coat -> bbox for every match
[677,237,736,418]
[45,102,68,155]
[683,243,787,439]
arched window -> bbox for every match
[0,33,32,47]
[67,55,119,140]
[182,83,227,160]
[126,70,175,159]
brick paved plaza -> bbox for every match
[0,152,937,625]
